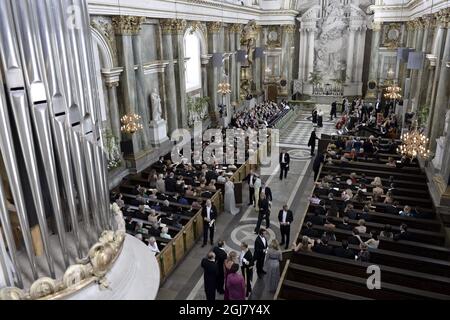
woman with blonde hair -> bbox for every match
[371,176,383,188]
[224,251,238,300]
[266,239,283,292]
[293,236,314,252]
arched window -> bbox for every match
[184,30,202,92]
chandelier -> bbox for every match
[218,81,231,95]
[397,122,430,159]
[120,113,143,134]
[384,84,402,100]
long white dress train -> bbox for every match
[224,181,240,215]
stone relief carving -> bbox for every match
[314,0,348,83]
[91,16,118,66]
[382,23,402,49]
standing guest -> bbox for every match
[213,240,228,295]
[278,205,293,249]
[255,193,270,233]
[254,228,268,278]
[265,239,282,292]
[147,169,158,188]
[279,149,290,180]
[245,170,256,206]
[253,175,262,209]
[317,109,324,127]
[330,101,337,120]
[239,242,254,298]
[201,199,217,247]
[224,251,238,300]
[308,128,318,156]
[260,182,273,205]
[201,251,218,301]
[156,174,166,193]
[312,108,318,124]
[147,237,160,254]
[313,152,326,181]
[224,177,240,215]
[225,263,246,300]
[115,193,125,209]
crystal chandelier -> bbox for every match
[397,122,430,159]
[120,113,143,134]
[218,81,231,95]
[384,85,402,100]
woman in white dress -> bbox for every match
[253,175,262,211]
[224,177,240,215]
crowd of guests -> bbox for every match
[201,230,283,301]
[334,98,400,139]
[230,100,289,130]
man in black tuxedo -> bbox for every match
[240,242,254,297]
[302,222,319,239]
[336,216,353,231]
[165,172,177,192]
[330,101,337,120]
[278,205,293,249]
[255,193,270,233]
[307,129,318,156]
[259,182,273,203]
[279,149,290,180]
[244,170,256,206]
[201,251,218,301]
[375,99,382,115]
[312,152,325,181]
[334,240,355,259]
[201,199,217,247]
[254,229,268,278]
[212,240,228,295]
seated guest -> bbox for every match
[334,240,355,259]
[344,203,357,220]
[322,229,336,242]
[308,210,324,226]
[372,185,384,202]
[343,148,357,161]
[355,219,367,234]
[386,157,397,167]
[394,224,411,241]
[308,193,321,205]
[148,237,160,254]
[147,209,160,225]
[348,228,363,245]
[148,222,160,237]
[136,189,148,204]
[312,237,334,255]
[115,193,125,208]
[293,236,314,253]
[217,171,227,183]
[185,185,195,197]
[357,243,370,262]
[160,226,172,240]
[135,233,144,241]
[324,217,336,229]
[380,224,394,239]
[349,172,358,185]
[156,174,166,193]
[386,201,400,215]
[148,169,158,188]
[384,191,394,204]
[206,179,217,192]
[135,205,148,220]
[178,194,189,205]
[359,173,369,185]
[315,201,327,216]
[371,176,383,188]
[399,205,413,217]
[365,230,379,249]
[148,189,158,200]
[353,189,365,203]
[336,216,352,231]
[165,172,177,192]
[302,222,320,239]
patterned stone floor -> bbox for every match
[156,111,338,301]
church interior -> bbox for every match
[0,0,450,301]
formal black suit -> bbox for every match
[313,242,333,255]
[259,186,273,202]
[334,246,355,259]
[279,152,290,180]
[312,153,325,181]
[254,235,268,276]
[302,228,319,239]
[201,258,218,301]
[307,131,318,156]
[330,102,337,119]
[255,198,270,233]
[245,173,256,205]
[165,177,177,193]
[278,209,293,248]
[202,204,218,245]
[241,250,254,296]
[213,246,227,294]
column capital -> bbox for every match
[436,8,450,28]
[422,14,437,29]
[282,24,296,33]
[406,20,415,31]
[412,17,425,29]
[160,19,175,34]
[111,16,145,35]
[207,21,222,33]
[200,54,213,65]
[173,19,187,35]
[230,23,243,33]
[102,67,124,86]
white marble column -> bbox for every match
[429,16,450,152]
[174,19,188,129]
[102,67,124,142]
[281,24,295,96]
[207,22,223,121]
[354,26,367,90]
[366,22,382,98]
[298,27,306,83]
[409,19,425,113]
[303,26,316,95]
[346,27,356,83]
[161,19,179,136]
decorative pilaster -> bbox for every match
[102,67,124,142]
[281,25,295,96]
[160,19,178,136]
[207,21,223,118]
[173,19,188,128]
[367,21,382,98]
[231,24,242,105]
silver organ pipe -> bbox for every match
[0,0,113,289]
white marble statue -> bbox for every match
[151,88,162,122]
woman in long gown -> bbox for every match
[224,251,238,300]
[253,175,261,211]
[225,263,246,300]
[266,239,282,293]
[224,178,240,215]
